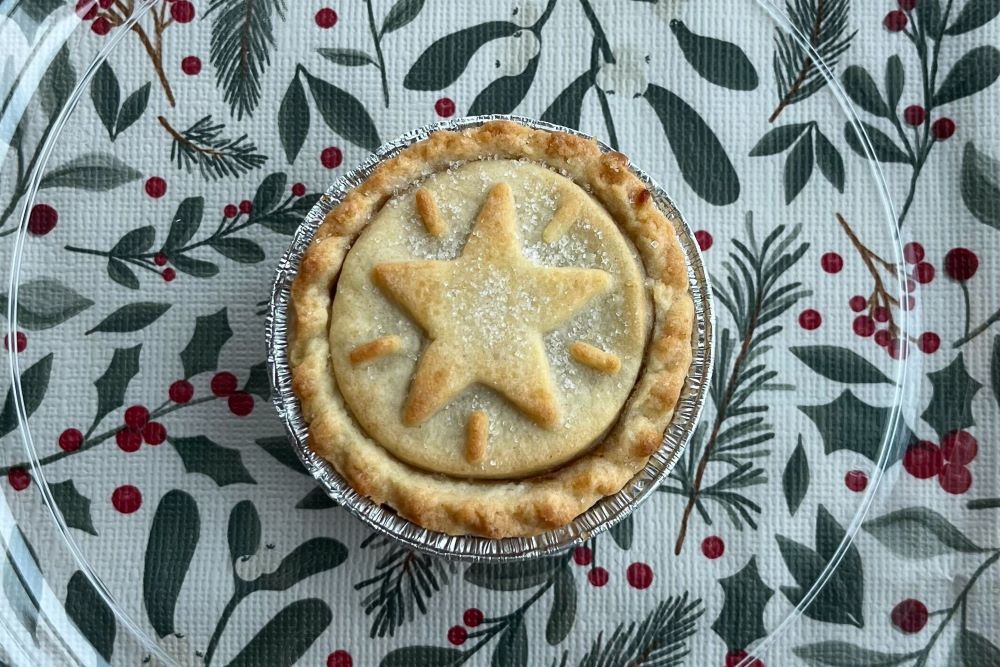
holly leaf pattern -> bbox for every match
[179,308,233,379]
[92,345,141,431]
[50,480,97,536]
[922,353,982,439]
[0,353,54,438]
[711,557,773,651]
[168,435,256,486]
[800,391,911,462]
[255,436,308,474]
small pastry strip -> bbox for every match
[569,341,621,374]
[415,188,447,237]
[465,410,489,464]
[349,335,402,365]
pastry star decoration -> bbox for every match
[372,182,612,431]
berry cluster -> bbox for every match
[842,241,940,358]
[902,430,977,494]
[209,372,254,416]
[115,405,166,452]
[446,608,485,645]
[77,0,195,35]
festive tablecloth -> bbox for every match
[0,0,998,665]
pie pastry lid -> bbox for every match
[266,115,714,561]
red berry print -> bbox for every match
[903,105,925,127]
[799,309,822,330]
[124,405,150,428]
[918,332,940,353]
[573,546,593,566]
[874,329,891,347]
[903,242,924,263]
[898,0,917,9]
[941,431,977,465]
[905,279,916,293]
[327,651,352,667]
[821,252,843,273]
[211,372,238,396]
[463,608,484,627]
[228,392,254,416]
[931,117,955,140]
[695,230,713,251]
[435,97,456,118]
[170,0,195,23]
[162,268,176,282]
[59,428,83,452]
[849,295,867,312]
[28,204,58,235]
[853,316,875,337]
[76,0,98,20]
[239,200,253,214]
[701,535,725,559]
[181,55,201,75]
[447,625,467,645]
[891,598,928,633]
[321,146,343,169]
[224,204,239,218]
[315,7,338,28]
[91,16,111,35]
[292,182,306,197]
[142,422,167,445]
[8,468,30,491]
[98,0,112,7]
[169,379,194,403]
[4,332,27,353]
[873,306,890,322]
[944,248,978,281]
[112,485,142,513]
[626,562,654,589]
[912,261,934,283]
[116,428,142,453]
[938,463,972,494]
[844,470,868,492]
[154,253,168,266]
[888,338,908,360]
[145,176,167,198]
[902,295,915,311]
[588,567,609,587]
[725,651,763,667]
[884,10,908,30]
[903,441,944,479]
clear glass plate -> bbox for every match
[0,1,915,665]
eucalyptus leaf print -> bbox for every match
[144,490,200,638]
[90,61,151,140]
[643,84,740,205]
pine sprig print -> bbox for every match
[158,115,267,180]
[354,534,454,638]
[770,0,856,122]
[576,594,704,667]
[670,217,810,553]
[205,0,287,120]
